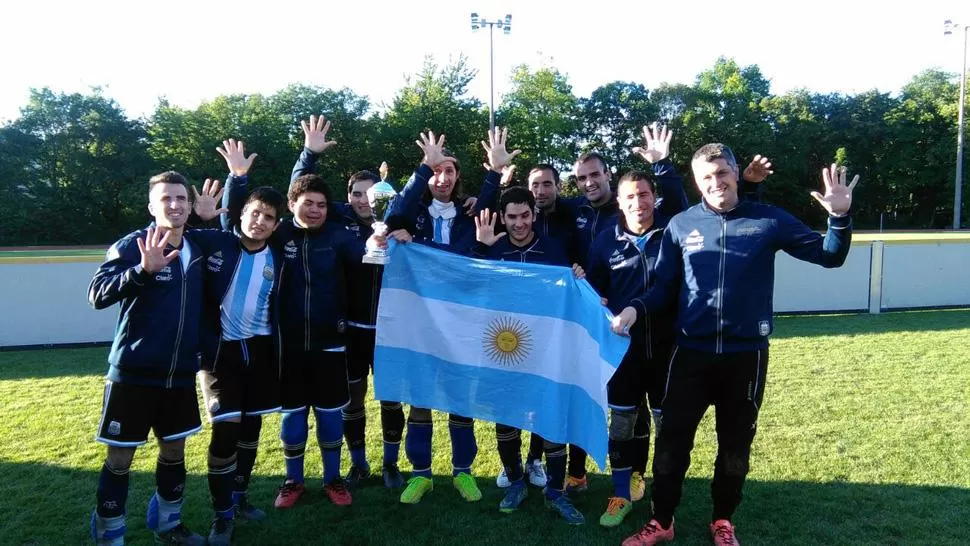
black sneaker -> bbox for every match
[153,523,205,545]
[382,463,405,489]
[345,464,372,488]
[234,494,267,522]
[207,518,233,546]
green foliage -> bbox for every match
[2,58,968,245]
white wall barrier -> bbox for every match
[1,234,968,348]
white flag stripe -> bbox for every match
[377,287,616,406]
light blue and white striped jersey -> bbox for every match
[220,245,274,340]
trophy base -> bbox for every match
[362,253,391,265]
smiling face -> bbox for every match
[429,161,458,201]
[691,157,739,212]
[501,202,535,245]
[575,157,612,206]
[240,200,280,243]
[348,179,375,220]
[289,192,327,229]
[617,177,656,229]
[147,182,189,229]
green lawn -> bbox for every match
[1,310,969,545]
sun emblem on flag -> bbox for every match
[483,316,533,367]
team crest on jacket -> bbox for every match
[684,229,705,252]
[284,240,298,260]
[576,216,588,230]
[758,320,770,336]
[483,316,533,367]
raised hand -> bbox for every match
[216,139,258,177]
[416,130,448,169]
[632,122,672,164]
[463,196,479,217]
[474,208,506,246]
[379,161,389,181]
[610,306,637,336]
[500,164,517,187]
[743,155,773,183]
[481,126,522,172]
[137,226,180,274]
[572,263,586,280]
[301,115,337,154]
[811,163,859,216]
[192,179,229,221]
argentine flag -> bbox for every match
[373,243,630,468]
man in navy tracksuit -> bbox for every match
[560,124,690,492]
[384,127,512,506]
[220,127,380,511]
[189,170,286,544]
[470,186,587,524]
[614,145,859,546]
[586,160,687,527]
[290,119,408,491]
[89,171,206,546]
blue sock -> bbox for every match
[350,446,369,471]
[383,440,401,466]
[96,462,129,518]
[449,416,477,476]
[612,467,633,501]
[544,446,567,500]
[405,421,433,478]
[281,409,309,483]
[315,408,344,484]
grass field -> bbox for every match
[1,309,969,545]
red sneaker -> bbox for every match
[323,478,353,506]
[622,519,675,546]
[710,519,740,546]
[273,480,305,509]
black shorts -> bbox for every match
[95,381,201,447]
[281,348,350,412]
[346,324,376,383]
[199,335,281,422]
[608,333,671,409]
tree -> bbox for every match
[0,88,153,244]
[379,56,489,196]
[497,64,580,175]
[579,81,658,174]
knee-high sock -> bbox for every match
[280,409,309,483]
[314,408,344,484]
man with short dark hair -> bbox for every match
[291,118,407,490]
[220,123,404,511]
[472,185,587,524]
[89,171,206,546]
[614,146,859,546]
[182,140,290,544]
[385,127,515,505]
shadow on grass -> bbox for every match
[0,347,106,381]
[1,461,967,546]
[1,310,967,381]
[769,308,969,339]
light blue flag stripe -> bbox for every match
[374,243,630,469]
[374,346,610,463]
[380,244,624,365]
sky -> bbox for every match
[2,0,969,123]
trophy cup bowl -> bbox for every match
[363,181,398,264]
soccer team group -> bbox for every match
[87,114,860,545]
